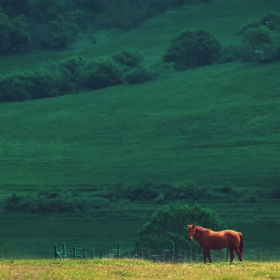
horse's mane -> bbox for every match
[194,225,211,232]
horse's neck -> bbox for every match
[195,227,208,240]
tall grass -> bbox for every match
[0,259,279,279]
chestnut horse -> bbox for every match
[187,225,243,263]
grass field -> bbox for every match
[0,0,280,259]
[0,259,279,280]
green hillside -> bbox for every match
[0,0,280,258]
[1,61,280,190]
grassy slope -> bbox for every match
[1,62,280,189]
[0,0,280,258]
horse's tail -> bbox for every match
[239,232,244,255]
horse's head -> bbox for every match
[187,224,196,241]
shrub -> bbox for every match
[239,13,280,34]
[123,182,160,201]
[162,28,221,70]
[124,67,158,84]
[220,44,242,63]
[242,26,274,48]
[261,13,280,31]
[58,56,87,91]
[139,202,226,252]
[83,58,123,90]
[4,192,111,213]
[0,74,33,102]
[241,26,280,63]
[112,49,144,69]
[26,70,64,99]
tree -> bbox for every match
[139,202,226,252]
[0,10,12,53]
[162,28,221,70]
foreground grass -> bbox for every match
[0,259,279,280]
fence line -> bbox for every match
[54,242,280,262]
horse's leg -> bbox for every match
[207,250,212,263]
[229,248,235,262]
[235,248,242,261]
[203,249,212,263]
[203,249,207,263]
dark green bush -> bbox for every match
[58,56,87,91]
[240,13,280,35]
[83,58,123,90]
[124,67,158,84]
[0,49,156,103]
[162,28,221,70]
[4,192,111,213]
[0,74,33,102]
[112,49,144,70]
[220,44,242,63]
[122,182,160,201]
[241,26,280,63]
[243,26,274,48]
[139,202,226,252]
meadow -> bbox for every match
[0,259,279,280]
[0,0,280,260]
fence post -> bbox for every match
[135,241,139,259]
[83,246,86,259]
[91,248,94,259]
[54,244,58,259]
[73,245,76,259]
[62,243,66,259]
[171,242,175,263]
[100,250,103,259]
[117,242,121,259]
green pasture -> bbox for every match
[0,259,279,280]
[0,0,280,259]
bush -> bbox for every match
[4,192,111,213]
[239,13,280,34]
[139,202,226,252]
[83,58,123,90]
[112,49,144,69]
[0,49,156,103]
[124,67,158,84]
[241,26,280,63]
[162,28,221,70]
[220,44,242,63]
[0,74,33,102]
[243,26,274,48]
[122,182,160,201]
[58,56,87,91]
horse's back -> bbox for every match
[205,230,241,250]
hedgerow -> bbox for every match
[0,50,158,103]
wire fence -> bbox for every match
[54,242,280,262]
